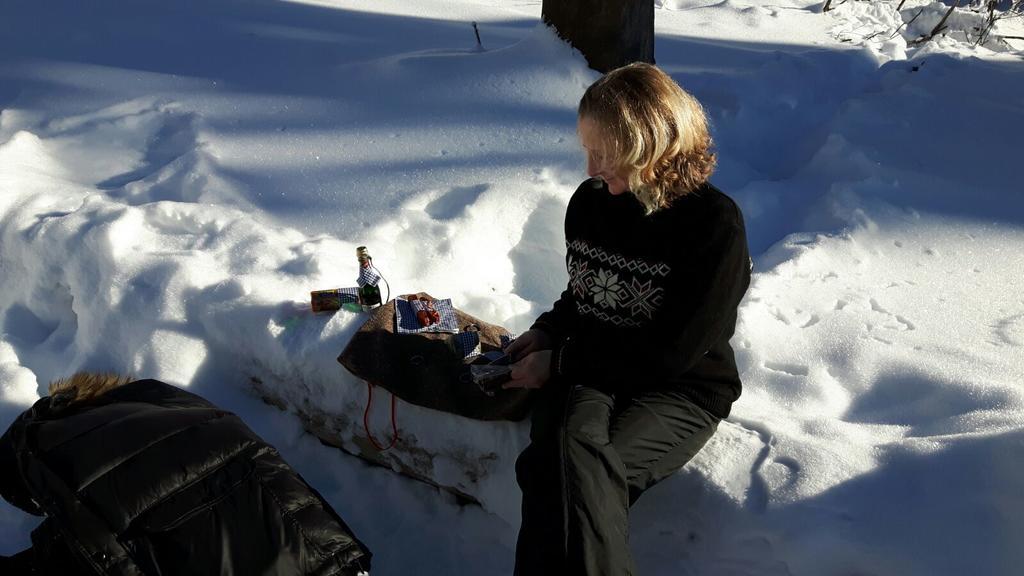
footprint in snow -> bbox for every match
[800,314,820,328]
[763,361,809,377]
[869,298,915,331]
[97,111,200,190]
[425,183,489,220]
[991,313,1024,347]
[771,308,791,326]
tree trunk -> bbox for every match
[542,0,655,73]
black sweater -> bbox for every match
[532,179,751,418]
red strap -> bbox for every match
[363,382,399,451]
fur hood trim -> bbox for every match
[48,372,133,407]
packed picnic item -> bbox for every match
[338,293,532,422]
[356,246,383,308]
[310,287,360,313]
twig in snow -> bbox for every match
[853,5,924,43]
[891,7,926,39]
[911,0,962,45]
[472,21,483,50]
[974,0,998,46]
[973,0,1024,47]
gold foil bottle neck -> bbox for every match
[356,246,371,266]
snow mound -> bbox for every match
[0,106,543,522]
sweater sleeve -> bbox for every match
[552,209,751,384]
[528,181,594,342]
[530,288,575,343]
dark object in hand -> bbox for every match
[471,364,512,396]
[471,353,512,395]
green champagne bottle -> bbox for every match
[356,246,382,308]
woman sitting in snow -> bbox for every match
[504,62,751,575]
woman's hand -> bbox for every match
[503,329,553,362]
[504,350,552,390]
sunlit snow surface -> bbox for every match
[1,1,1022,574]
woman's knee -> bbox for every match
[564,414,612,448]
[519,422,615,486]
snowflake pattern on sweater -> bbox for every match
[566,239,671,328]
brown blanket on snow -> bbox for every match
[337,293,533,421]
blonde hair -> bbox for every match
[578,62,716,214]
[48,372,133,406]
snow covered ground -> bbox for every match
[2,0,1022,574]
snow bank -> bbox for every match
[0,114,534,521]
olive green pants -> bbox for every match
[514,382,720,576]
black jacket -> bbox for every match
[0,380,370,575]
[533,179,751,418]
